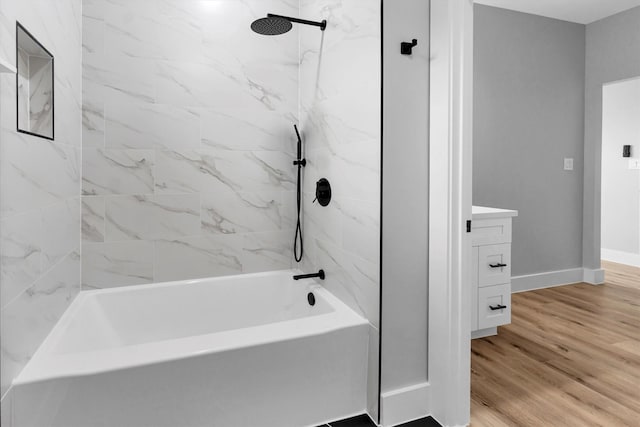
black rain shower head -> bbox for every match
[251,13,326,36]
[251,16,293,35]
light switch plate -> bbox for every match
[564,158,574,171]
[629,159,640,170]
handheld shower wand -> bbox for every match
[293,125,305,262]
[293,125,306,168]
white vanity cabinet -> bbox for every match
[471,206,518,339]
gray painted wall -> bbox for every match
[473,5,586,276]
[381,0,429,392]
[583,6,640,269]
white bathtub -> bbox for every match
[12,270,370,427]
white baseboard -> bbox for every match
[602,248,640,268]
[512,267,605,292]
[512,268,584,293]
[380,382,430,427]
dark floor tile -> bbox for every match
[329,414,376,426]
[398,416,442,427]
[326,414,441,427]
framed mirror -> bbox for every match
[16,22,54,140]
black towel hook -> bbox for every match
[401,39,418,55]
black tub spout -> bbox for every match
[293,270,325,280]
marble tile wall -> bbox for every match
[27,55,54,137]
[16,43,55,138]
[16,48,29,131]
[0,0,82,402]
[81,0,299,288]
[298,0,381,419]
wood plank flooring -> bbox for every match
[470,262,640,426]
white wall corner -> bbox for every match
[380,382,431,427]
[511,268,584,293]
[583,267,605,285]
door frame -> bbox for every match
[428,0,473,425]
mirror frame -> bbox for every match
[16,21,55,141]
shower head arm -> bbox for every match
[267,13,327,31]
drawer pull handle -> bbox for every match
[489,263,507,268]
[490,304,507,311]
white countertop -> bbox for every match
[472,206,518,220]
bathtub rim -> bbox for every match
[15,269,368,386]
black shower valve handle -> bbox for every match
[293,158,306,167]
[315,178,331,206]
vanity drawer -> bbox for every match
[478,244,511,287]
[472,218,512,246]
[478,283,511,329]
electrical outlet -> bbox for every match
[564,158,574,171]
[629,159,640,170]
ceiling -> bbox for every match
[475,0,640,24]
